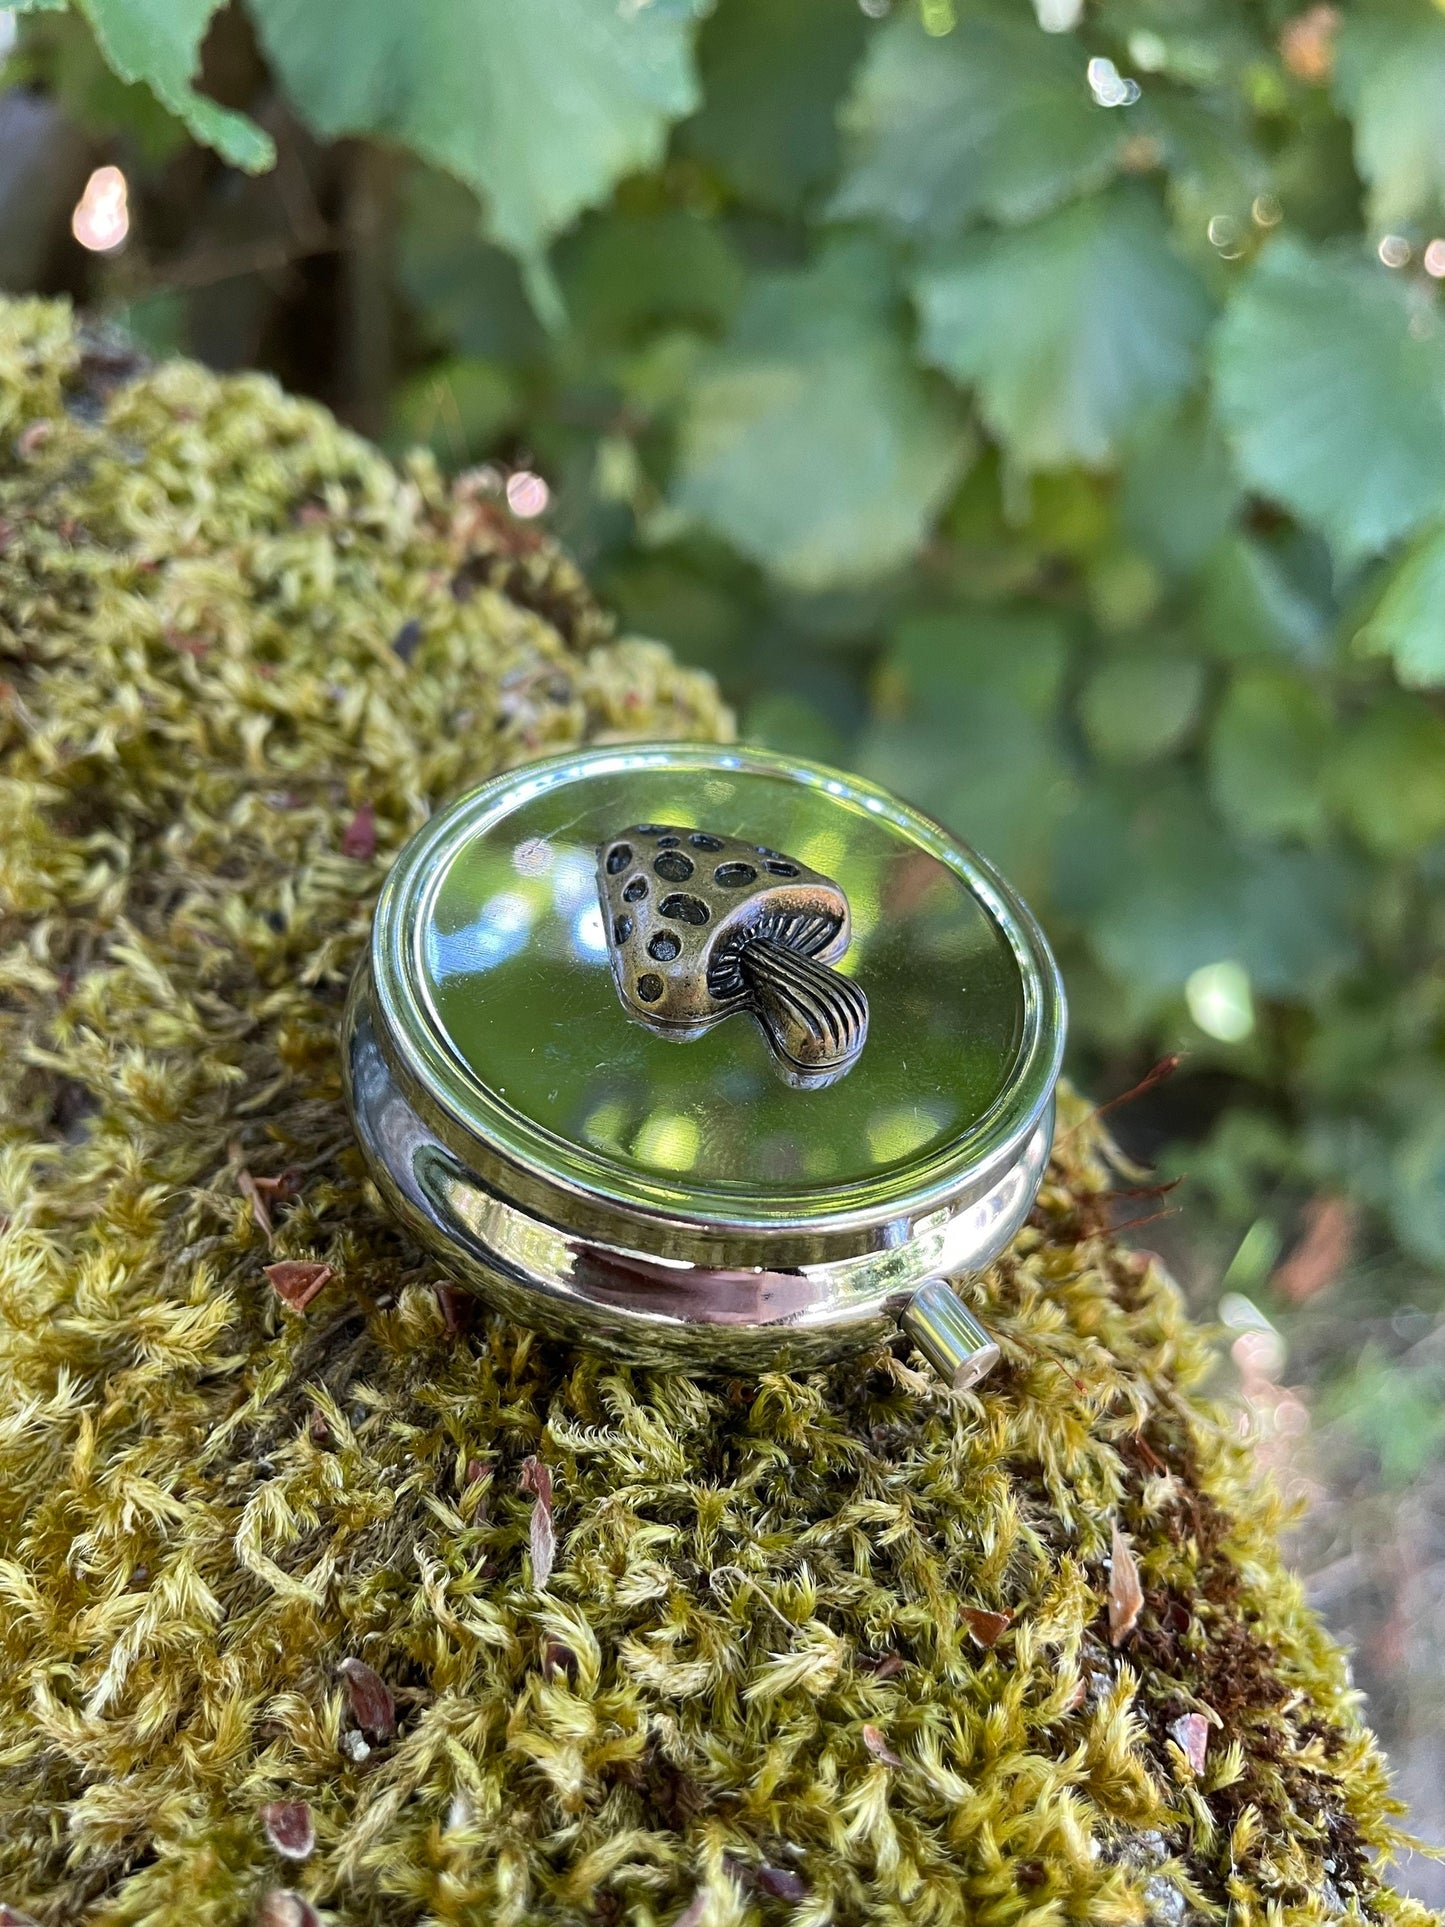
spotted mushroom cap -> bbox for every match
[597,824,852,1035]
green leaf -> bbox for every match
[1209,668,1333,841]
[681,0,867,215]
[1144,89,1268,242]
[13,0,273,168]
[1393,1105,1445,1267]
[557,209,745,348]
[856,611,1074,897]
[1120,400,1239,578]
[248,0,698,268]
[913,187,1211,469]
[1331,695,1445,854]
[1357,522,1445,687]
[1335,9,1445,232]
[1080,653,1204,765]
[831,9,1125,237]
[1195,534,1329,666]
[1085,783,1356,998]
[396,168,543,363]
[1213,238,1445,564]
[670,238,971,588]
[388,357,519,465]
[1327,1347,1445,1486]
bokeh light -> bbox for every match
[505,469,549,518]
[71,165,130,253]
[1087,57,1140,107]
[1186,960,1255,1042]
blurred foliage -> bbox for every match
[4,0,1445,1393]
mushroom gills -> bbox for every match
[739,933,869,1079]
[706,907,841,1001]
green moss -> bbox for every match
[0,297,1432,1927]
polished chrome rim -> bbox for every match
[368,743,1066,1267]
[345,974,1054,1369]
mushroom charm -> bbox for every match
[596,824,869,1086]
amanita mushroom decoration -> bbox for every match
[596,824,869,1086]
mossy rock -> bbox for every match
[0,297,1430,1927]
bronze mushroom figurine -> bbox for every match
[597,824,869,1085]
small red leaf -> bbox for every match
[461,1457,492,1522]
[862,1723,903,1767]
[260,1800,315,1861]
[253,1168,304,1204]
[342,803,377,860]
[434,1281,472,1337]
[1169,1712,1210,1775]
[1,1906,41,1926]
[859,1651,905,1679]
[755,1866,808,1902]
[338,1657,396,1743]
[961,1607,1012,1649]
[542,1636,578,1682]
[520,1456,555,1589]
[1108,1523,1145,1645]
[255,1893,321,1927]
[264,1261,334,1311]
[238,1167,273,1238]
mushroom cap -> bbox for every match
[597,824,852,1034]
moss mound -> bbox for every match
[0,297,1431,1927]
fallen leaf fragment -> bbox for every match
[1273,1195,1356,1304]
[342,802,377,859]
[256,1893,321,1927]
[252,1168,304,1204]
[542,1636,578,1681]
[338,1656,396,1743]
[461,1456,492,1522]
[434,1281,472,1337]
[1280,3,1339,84]
[860,1651,905,1679]
[260,1800,315,1861]
[0,1906,41,1926]
[520,1455,555,1589]
[961,1606,1012,1648]
[755,1865,808,1902]
[264,1261,333,1311]
[1108,1523,1145,1645]
[1169,1712,1210,1775]
[862,1723,903,1766]
[237,1166,273,1238]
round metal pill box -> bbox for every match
[343,744,1065,1386]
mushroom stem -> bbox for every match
[739,934,869,1082]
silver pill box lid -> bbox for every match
[363,743,1066,1270]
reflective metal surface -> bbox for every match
[367,744,1064,1268]
[901,1279,1002,1390]
[346,743,1066,1370]
[345,976,1053,1369]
